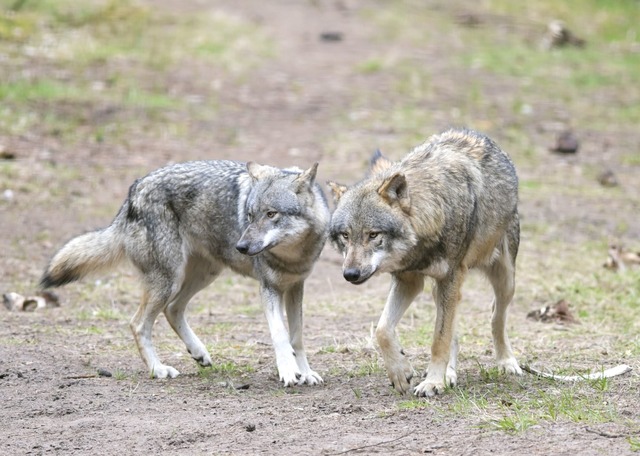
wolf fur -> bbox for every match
[328,129,522,397]
[41,160,329,386]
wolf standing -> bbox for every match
[41,160,329,386]
[329,129,522,397]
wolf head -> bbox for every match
[236,162,327,258]
[328,152,417,284]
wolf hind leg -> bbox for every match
[446,333,459,387]
[130,279,180,379]
[164,256,221,368]
[376,272,424,394]
[285,282,322,386]
[429,283,460,388]
[485,237,522,376]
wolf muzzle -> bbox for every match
[236,240,257,256]
[343,267,372,285]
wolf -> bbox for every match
[328,129,522,397]
[40,160,330,386]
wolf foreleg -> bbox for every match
[262,284,301,386]
[415,270,465,397]
[376,272,424,394]
[285,282,323,385]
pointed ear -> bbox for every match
[327,181,348,205]
[246,162,271,181]
[377,172,411,213]
[369,149,394,175]
[294,162,318,191]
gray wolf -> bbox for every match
[328,129,522,397]
[40,160,330,386]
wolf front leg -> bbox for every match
[414,269,465,397]
[261,283,301,386]
[376,272,424,394]
[285,282,323,385]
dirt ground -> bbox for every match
[1,1,639,455]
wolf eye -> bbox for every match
[369,232,380,240]
[266,211,277,219]
[247,213,253,223]
[340,232,349,240]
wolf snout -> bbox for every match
[343,268,363,283]
[236,240,263,256]
[235,240,250,255]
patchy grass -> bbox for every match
[456,1,640,127]
[197,359,256,380]
[347,0,640,159]
[0,0,274,140]
[410,373,629,434]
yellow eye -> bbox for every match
[369,232,379,240]
[267,211,277,219]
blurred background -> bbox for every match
[2,0,638,308]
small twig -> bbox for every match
[585,426,627,439]
[64,374,99,379]
[129,381,140,397]
[327,432,412,455]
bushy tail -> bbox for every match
[39,225,126,289]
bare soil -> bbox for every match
[1,1,638,455]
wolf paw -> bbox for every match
[278,359,302,387]
[414,379,446,397]
[386,360,414,394]
[498,358,523,376]
[280,370,303,387]
[151,364,180,379]
[445,366,457,387]
[297,369,323,386]
[188,348,212,367]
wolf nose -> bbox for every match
[236,241,249,255]
[343,268,361,283]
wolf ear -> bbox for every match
[327,181,348,204]
[369,149,394,175]
[247,162,278,181]
[377,172,411,213]
[246,162,272,181]
[294,162,318,192]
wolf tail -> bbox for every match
[39,224,126,289]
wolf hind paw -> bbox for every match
[186,343,212,367]
[498,357,523,375]
[189,350,212,367]
[151,364,180,379]
[445,366,457,387]
[388,369,414,394]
